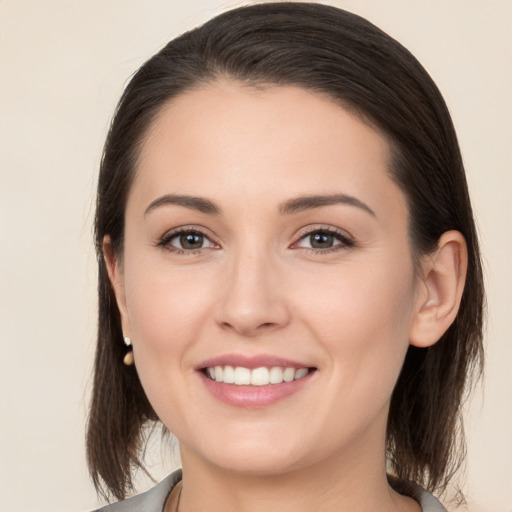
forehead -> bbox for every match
[131,81,405,222]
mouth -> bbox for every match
[196,355,317,407]
[202,365,314,386]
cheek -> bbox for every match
[296,258,416,393]
[124,257,212,350]
[121,256,216,402]
[290,265,416,455]
[299,255,414,330]
[121,262,217,432]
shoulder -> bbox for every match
[389,476,447,512]
[91,470,182,512]
[416,488,447,512]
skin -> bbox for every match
[105,81,467,512]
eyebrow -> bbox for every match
[279,194,376,217]
[144,194,222,216]
[144,192,375,218]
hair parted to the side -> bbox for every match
[87,2,484,502]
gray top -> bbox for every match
[91,471,182,512]
[92,469,447,512]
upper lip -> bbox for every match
[196,354,313,370]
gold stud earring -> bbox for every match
[123,336,134,366]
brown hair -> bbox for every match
[87,2,484,501]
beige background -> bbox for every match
[1,1,511,511]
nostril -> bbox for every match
[218,320,279,334]
[219,321,234,331]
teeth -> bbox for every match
[251,367,270,386]
[223,365,235,384]
[206,366,311,385]
[234,366,251,385]
[283,367,295,383]
[294,368,309,380]
[269,366,284,384]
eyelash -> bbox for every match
[292,226,355,254]
[156,227,219,255]
[156,226,355,255]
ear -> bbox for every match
[409,230,468,348]
[103,236,131,336]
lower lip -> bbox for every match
[199,371,314,408]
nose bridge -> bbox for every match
[216,240,289,336]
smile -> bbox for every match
[205,366,311,386]
[197,355,317,407]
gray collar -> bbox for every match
[93,469,446,512]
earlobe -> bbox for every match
[103,236,130,332]
[409,230,468,348]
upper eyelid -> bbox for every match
[293,224,354,241]
[160,225,217,240]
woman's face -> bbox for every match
[111,82,425,476]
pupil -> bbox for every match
[181,233,203,249]
[311,232,333,248]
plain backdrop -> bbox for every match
[1,1,511,511]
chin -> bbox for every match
[185,430,312,476]
[209,451,306,476]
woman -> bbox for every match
[87,3,484,511]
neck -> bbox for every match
[176,441,419,512]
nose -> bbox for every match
[215,249,290,337]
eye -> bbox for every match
[294,228,354,252]
[158,229,218,253]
